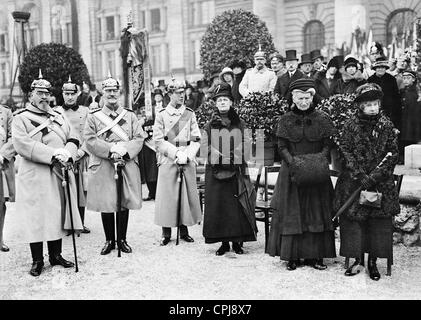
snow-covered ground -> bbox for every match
[1,184,421,300]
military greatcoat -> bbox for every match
[12,104,83,243]
[55,105,89,206]
[0,105,16,201]
[153,103,202,227]
[84,105,144,212]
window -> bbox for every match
[139,11,145,29]
[22,3,40,49]
[97,18,102,41]
[387,9,417,49]
[303,20,325,53]
[0,34,6,52]
[190,1,214,26]
[151,9,161,32]
[0,62,7,87]
[66,22,72,44]
[151,45,161,74]
[191,40,201,70]
[106,50,116,77]
[106,16,115,40]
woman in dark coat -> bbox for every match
[333,83,400,281]
[334,57,366,94]
[267,78,336,271]
[400,70,421,146]
[203,82,257,255]
[367,58,402,130]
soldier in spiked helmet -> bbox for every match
[84,74,145,255]
[12,70,83,276]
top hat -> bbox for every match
[285,50,299,62]
[157,79,166,87]
[31,69,52,92]
[299,53,312,66]
[310,49,324,62]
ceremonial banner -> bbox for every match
[120,19,152,118]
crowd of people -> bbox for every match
[0,40,420,284]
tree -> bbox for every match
[200,9,276,80]
[18,43,91,105]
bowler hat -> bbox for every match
[285,50,299,61]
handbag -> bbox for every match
[290,152,330,187]
[359,190,382,208]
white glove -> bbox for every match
[175,151,188,165]
[0,155,4,165]
[75,149,85,161]
[110,144,128,157]
[53,148,72,163]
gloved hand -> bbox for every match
[175,151,188,165]
[360,173,376,189]
[53,148,72,163]
[110,144,128,157]
[0,154,4,165]
[75,149,85,161]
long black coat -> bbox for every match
[400,84,421,142]
[367,73,402,130]
[274,70,305,99]
[202,111,257,244]
[314,70,340,99]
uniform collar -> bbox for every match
[166,103,185,116]
[27,103,57,117]
[63,104,79,111]
[102,104,123,116]
[252,66,268,74]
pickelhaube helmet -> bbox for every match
[167,75,185,93]
[102,71,120,90]
[254,42,266,59]
[30,69,52,92]
[62,75,78,93]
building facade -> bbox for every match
[1,0,421,100]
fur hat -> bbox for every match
[354,83,384,103]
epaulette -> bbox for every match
[186,107,194,113]
[89,107,101,114]
[124,108,134,113]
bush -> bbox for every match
[236,92,288,141]
[19,43,91,105]
[200,9,276,80]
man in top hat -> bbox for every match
[84,75,145,255]
[138,88,164,201]
[310,49,326,77]
[56,76,90,234]
[239,45,277,98]
[158,79,170,107]
[12,70,83,276]
[299,53,313,78]
[368,57,402,130]
[153,78,202,246]
[274,50,305,99]
[0,101,16,253]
